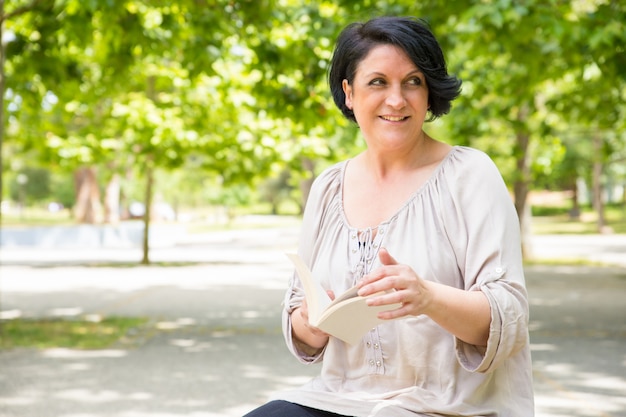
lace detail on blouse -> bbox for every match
[346,225,388,375]
[348,226,386,283]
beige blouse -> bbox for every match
[274,146,534,416]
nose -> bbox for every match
[385,84,406,109]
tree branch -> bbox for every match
[0,0,52,24]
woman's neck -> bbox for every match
[360,132,445,182]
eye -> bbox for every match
[407,76,423,86]
[368,78,386,86]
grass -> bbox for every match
[28,261,206,268]
[4,201,625,234]
[0,316,148,350]
[2,207,76,227]
[531,205,626,234]
[523,258,610,267]
[1,205,302,231]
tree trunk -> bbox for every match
[74,167,103,224]
[512,113,532,259]
[140,75,158,264]
[104,173,121,224]
[569,181,580,220]
[591,133,607,233]
[623,182,626,221]
[141,160,154,265]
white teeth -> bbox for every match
[382,116,406,121]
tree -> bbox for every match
[434,1,579,255]
[238,2,367,207]
[1,0,58,232]
[8,166,50,205]
[546,0,626,232]
[3,1,288,263]
[3,0,625,261]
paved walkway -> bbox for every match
[1,223,625,417]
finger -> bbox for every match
[377,302,410,320]
[358,276,389,295]
[359,248,398,285]
[365,291,410,320]
[365,288,404,307]
[378,247,399,266]
[359,261,397,287]
[359,271,404,296]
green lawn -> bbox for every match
[2,207,76,227]
[0,316,148,350]
[531,205,626,234]
[5,205,624,234]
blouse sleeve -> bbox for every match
[281,164,343,364]
[440,148,530,373]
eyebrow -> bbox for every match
[364,69,424,78]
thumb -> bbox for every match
[378,247,398,266]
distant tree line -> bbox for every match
[1,0,624,261]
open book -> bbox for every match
[287,253,401,345]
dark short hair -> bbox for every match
[328,16,462,122]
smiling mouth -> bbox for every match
[380,115,408,122]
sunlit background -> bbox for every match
[0,1,625,416]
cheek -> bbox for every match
[420,90,430,108]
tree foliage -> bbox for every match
[1,0,625,250]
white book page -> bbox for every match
[286,253,332,324]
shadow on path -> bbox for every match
[1,263,625,417]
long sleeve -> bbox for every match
[272,147,534,416]
[440,149,529,373]
[281,163,344,363]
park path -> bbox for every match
[1,222,625,417]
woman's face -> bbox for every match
[342,44,429,151]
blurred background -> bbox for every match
[0,2,625,416]
[0,0,624,263]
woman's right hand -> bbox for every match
[292,291,334,349]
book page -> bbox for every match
[328,285,359,305]
[286,253,331,323]
[286,253,402,345]
[317,296,398,345]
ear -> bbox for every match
[342,79,353,110]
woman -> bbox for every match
[245,16,534,417]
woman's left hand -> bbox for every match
[357,247,435,319]
[357,247,491,346]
